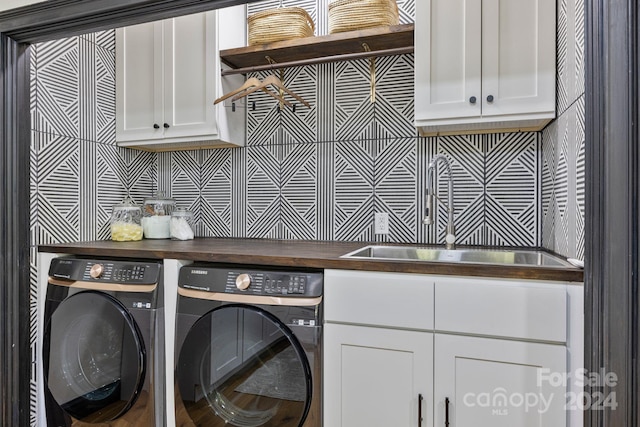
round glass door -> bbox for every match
[176,305,311,427]
[44,290,145,423]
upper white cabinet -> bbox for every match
[116,8,246,151]
[415,0,556,135]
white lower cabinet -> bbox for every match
[324,323,433,427]
[324,269,578,427]
[434,334,566,427]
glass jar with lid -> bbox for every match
[170,208,195,240]
[142,192,175,239]
[110,197,143,241]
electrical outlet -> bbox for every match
[374,213,389,234]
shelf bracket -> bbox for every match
[362,43,376,103]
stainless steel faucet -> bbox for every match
[423,154,456,249]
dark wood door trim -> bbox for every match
[0,0,252,43]
[584,0,639,425]
[0,32,31,427]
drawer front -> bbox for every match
[325,270,434,330]
[435,278,567,342]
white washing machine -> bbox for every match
[39,256,165,426]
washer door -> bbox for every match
[43,290,145,423]
[176,304,311,427]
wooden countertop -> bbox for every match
[38,238,584,282]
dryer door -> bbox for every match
[176,304,312,427]
[43,290,145,423]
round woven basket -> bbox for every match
[248,7,315,45]
[329,0,399,34]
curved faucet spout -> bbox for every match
[424,155,456,249]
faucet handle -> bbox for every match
[424,193,435,224]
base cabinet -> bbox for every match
[324,323,433,427]
[324,269,578,427]
[434,334,566,427]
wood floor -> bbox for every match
[70,390,154,427]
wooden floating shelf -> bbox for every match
[220,23,414,73]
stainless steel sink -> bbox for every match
[341,245,575,268]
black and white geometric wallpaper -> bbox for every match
[542,0,585,260]
[29,0,585,424]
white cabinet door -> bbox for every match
[324,323,433,427]
[434,334,566,427]
[162,12,218,140]
[116,21,163,142]
[117,12,216,144]
[415,0,556,135]
[481,0,556,117]
[415,0,481,121]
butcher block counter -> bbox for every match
[38,238,584,282]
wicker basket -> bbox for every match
[248,7,315,45]
[329,0,399,34]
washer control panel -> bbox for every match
[226,271,311,295]
[49,258,161,284]
[179,266,323,298]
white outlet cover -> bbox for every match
[375,213,389,234]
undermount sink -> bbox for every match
[341,245,575,268]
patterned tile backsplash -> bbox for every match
[544,0,585,260]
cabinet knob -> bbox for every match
[153,124,160,129]
[487,95,494,103]
[469,96,477,104]
[163,123,170,129]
